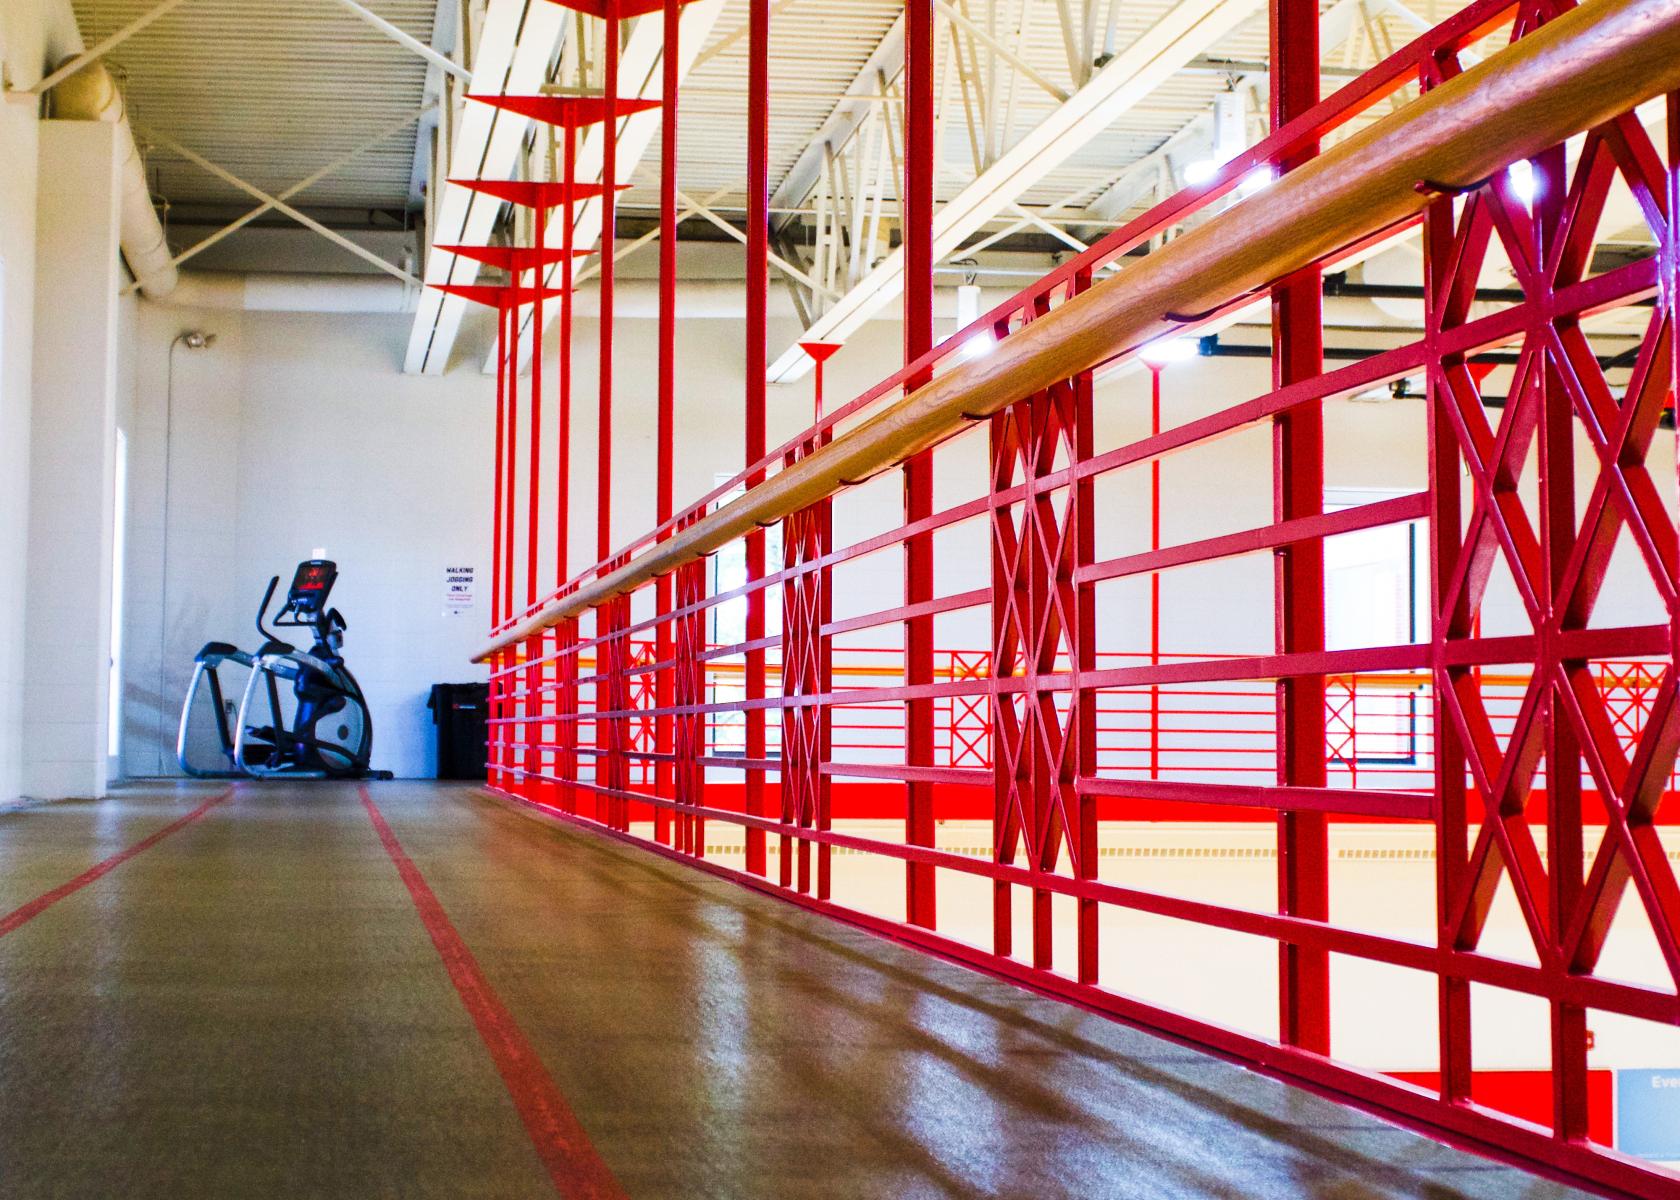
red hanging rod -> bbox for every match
[537,0,705,18]
[435,244,591,272]
[468,94,661,128]
[431,282,566,308]
[448,178,630,209]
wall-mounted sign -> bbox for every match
[1619,1068,1680,1161]
[444,566,475,616]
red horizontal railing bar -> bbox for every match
[1081,493,1430,584]
[495,643,1673,727]
[822,589,990,638]
[1084,644,1431,690]
[1077,776,1433,820]
[819,762,989,786]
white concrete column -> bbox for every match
[23,119,123,799]
[0,101,42,805]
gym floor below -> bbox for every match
[0,781,1587,1199]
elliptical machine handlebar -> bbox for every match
[255,575,283,645]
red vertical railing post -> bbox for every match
[674,539,708,856]
[1270,0,1330,1055]
[1531,136,1590,1142]
[557,616,578,813]
[525,203,547,796]
[1671,92,1680,414]
[504,301,518,632]
[492,299,507,634]
[990,292,1087,972]
[490,299,508,787]
[601,9,623,830]
[560,128,575,591]
[611,587,632,830]
[1148,362,1162,781]
[1070,268,1098,986]
[903,0,937,929]
[987,311,1015,958]
[812,346,835,898]
[598,9,620,571]
[1420,60,1472,1106]
[781,343,837,896]
[742,0,770,878]
[504,292,520,795]
[555,131,577,816]
[652,0,681,846]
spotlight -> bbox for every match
[1507,159,1538,206]
[954,282,993,360]
[1183,158,1219,186]
[1139,336,1198,367]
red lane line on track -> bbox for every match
[358,785,627,1200]
[0,787,234,940]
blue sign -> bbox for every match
[1618,1069,1680,1161]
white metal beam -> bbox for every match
[18,0,193,96]
[140,128,422,285]
[767,0,1266,383]
[493,0,730,375]
[1084,0,1423,224]
[673,187,838,298]
[328,0,473,83]
[122,105,434,296]
[769,14,905,230]
[404,0,570,374]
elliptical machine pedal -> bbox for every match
[178,560,392,780]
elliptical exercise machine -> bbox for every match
[177,560,389,780]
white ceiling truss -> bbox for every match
[764,0,1268,381]
[60,0,1557,380]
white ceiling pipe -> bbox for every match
[155,271,420,313]
[155,271,1022,319]
[555,278,1027,321]
[50,59,178,300]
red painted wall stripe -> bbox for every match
[1390,1069,1616,1148]
[358,786,627,1200]
[0,786,233,940]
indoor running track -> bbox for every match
[0,781,1585,1199]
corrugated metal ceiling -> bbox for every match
[626,0,1477,219]
[73,0,1485,238]
[70,0,435,213]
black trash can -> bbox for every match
[428,683,490,780]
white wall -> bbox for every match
[122,305,501,778]
[118,280,896,778]
[119,279,1673,785]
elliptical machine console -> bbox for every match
[178,560,390,780]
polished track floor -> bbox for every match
[0,781,1585,1199]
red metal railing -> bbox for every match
[460,0,1680,1195]
[533,645,1677,808]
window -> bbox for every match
[708,474,782,648]
[1324,487,1423,765]
[707,474,781,756]
[108,429,128,761]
